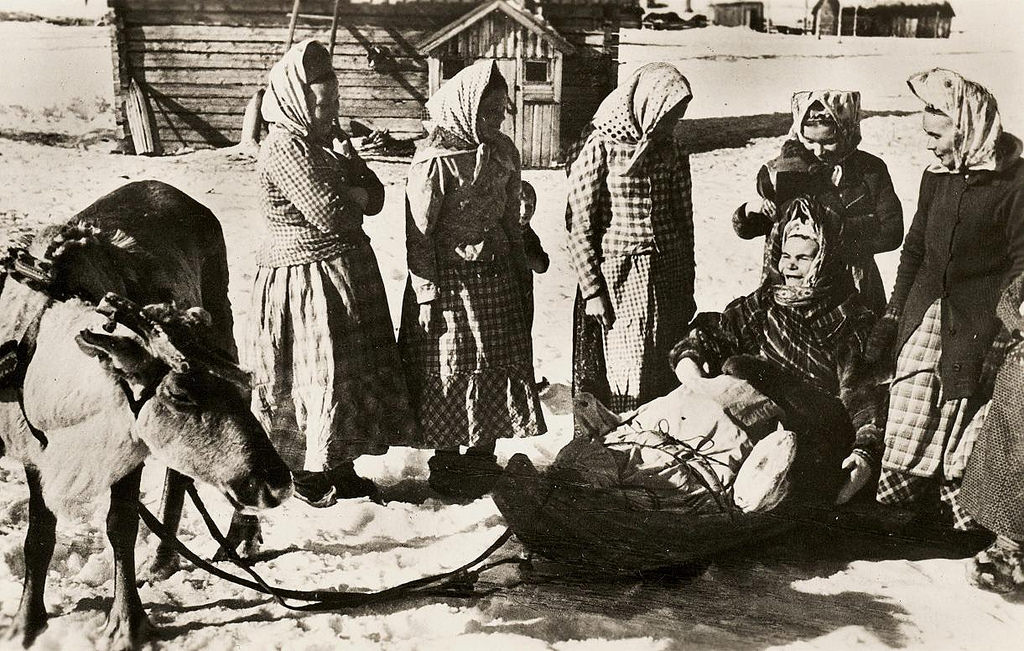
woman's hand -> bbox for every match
[835,452,873,505]
[586,293,615,330]
[748,197,776,220]
[674,357,706,385]
[418,302,443,336]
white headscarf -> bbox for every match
[907,68,1017,173]
[418,59,509,181]
[591,62,692,176]
[261,39,335,139]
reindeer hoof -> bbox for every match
[146,552,181,582]
[97,610,150,651]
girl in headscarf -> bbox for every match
[248,40,414,507]
[733,90,903,314]
[670,196,885,504]
[399,60,545,499]
[566,62,696,422]
[870,68,1024,531]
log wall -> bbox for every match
[109,0,639,159]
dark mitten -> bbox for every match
[864,313,899,366]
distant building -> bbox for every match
[812,0,954,38]
[107,0,641,166]
[708,1,764,30]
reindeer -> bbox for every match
[0,182,292,650]
[12,181,262,577]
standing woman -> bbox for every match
[249,40,414,506]
[566,62,696,417]
[873,68,1024,530]
[400,60,545,499]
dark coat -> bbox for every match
[889,157,1024,400]
[733,144,903,315]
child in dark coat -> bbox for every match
[733,90,903,314]
[520,180,549,332]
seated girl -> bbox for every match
[555,196,886,511]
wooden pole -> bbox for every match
[328,0,342,55]
[285,0,302,50]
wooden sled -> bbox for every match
[493,453,797,574]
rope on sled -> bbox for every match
[137,484,517,611]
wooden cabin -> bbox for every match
[812,0,953,37]
[417,1,575,167]
[708,2,764,29]
[107,0,640,166]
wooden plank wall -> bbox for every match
[109,0,637,161]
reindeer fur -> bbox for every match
[0,299,147,517]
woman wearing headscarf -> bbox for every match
[566,62,696,422]
[670,196,886,504]
[399,60,545,499]
[733,90,903,314]
[871,68,1024,530]
[248,40,414,507]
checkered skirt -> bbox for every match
[247,243,417,471]
[399,260,545,448]
[962,339,1024,539]
[876,299,986,529]
[572,245,696,415]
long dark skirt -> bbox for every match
[247,244,416,471]
[400,260,546,449]
[572,247,695,421]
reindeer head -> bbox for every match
[75,293,292,511]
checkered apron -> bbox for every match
[876,299,986,529]
[247,243,416,472]
[400,259,545,449]
[573,245,695,415]
[962,337,1024,539]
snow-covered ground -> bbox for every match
[2,4,1024,650]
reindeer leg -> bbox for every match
[7,464,57,648]
[147,468,190,580]
[98,465,149,651]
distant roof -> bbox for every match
[417,0,575,55]
[812,0,954,14]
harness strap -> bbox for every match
[10,299,54,449]
[137,486,516,610]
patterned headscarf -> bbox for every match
[261,39,335,139]
[423,59,505,148]
[591,62,692,176]
[787,90,861,185]
[766,196,850,310]
[417,59,508,181]
[907,68,1015,173]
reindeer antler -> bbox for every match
[96,292,251,388]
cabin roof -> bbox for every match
[812,0,954,14]
[417,0,575,56]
